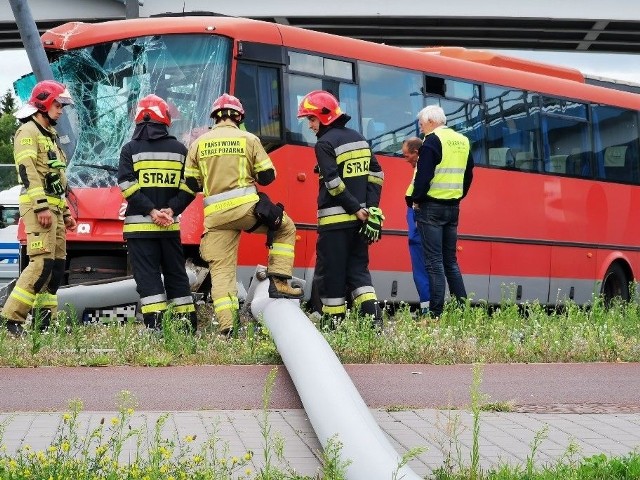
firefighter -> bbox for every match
[118,94,197,331]
[297,90,384,327]
[1,80,77,336]
[184,93,302,336]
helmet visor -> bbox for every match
[56,88,75,106]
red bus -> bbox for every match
[14,15,640,308]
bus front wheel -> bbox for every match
[601,262,629,306]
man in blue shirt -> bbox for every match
[402,137,430,315]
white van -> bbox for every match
[0,185,20,287]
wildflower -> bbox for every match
[243,451,252,460]
[110,417,120,426]
[231,456,239,464]
[61,441,70,452]
[184,434,195,443]
[62,413,71,422]
[193,455,203,464]
[245,468,252,476]
[127,408,134,415]
[159,445,171,459]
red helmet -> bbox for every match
[297,90,343,126]
[210,93,245,119]
[134,94,171,126]
[16,80,74,119]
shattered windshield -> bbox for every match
[41,34,231,187]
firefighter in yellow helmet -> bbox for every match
[184,93,303,336]
[1,80,77,336]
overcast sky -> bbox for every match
[1,47,638,100]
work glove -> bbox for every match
[47,150,65,169]
[44,172,65,195]
[359,206,384,245]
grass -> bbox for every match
[1,294,639,478]
[1,296,640,367]
[0,367,639,479]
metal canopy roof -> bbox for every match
[256,17,640,53]
[1,0,639,53]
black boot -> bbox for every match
[189,312,198,333]
[143,312,162,330]
[32,308,52,332]
[4,320,25,337]
[359,300,383,331]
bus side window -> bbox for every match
[603,146,630,182]
[235,63,282,139]
[488,147,515,167]
[359,63,422,154]
[549,155,568,173]
[592,105,640,184]
[515,151,539,172]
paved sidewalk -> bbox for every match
[2,408,639,478]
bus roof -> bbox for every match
[41,16,640,111]
[416,47,585,83]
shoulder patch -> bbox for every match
[20,138,33,146]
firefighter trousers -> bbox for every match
[127,236,195,328]
[316,227,380,323]
[2,207,66,324]
[200,204,296,333]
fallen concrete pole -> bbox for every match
[55,264,205,320]
[56,276,141,320]
[247,268,421,480]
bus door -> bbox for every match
[234,56,316,273]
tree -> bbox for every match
[1,89,15,115]
[0,110,18,165]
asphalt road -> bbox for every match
[1,363,638,413]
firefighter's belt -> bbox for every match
[203,186,258,216]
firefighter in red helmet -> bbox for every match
[184,93,302,336]
[118,94,197,331]
[1,80,77,336]
[298,90,385,328]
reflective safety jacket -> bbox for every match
[404,168,417,207]
[14,119,70,217]
[184,121,275,226]
[118,123,195,238]
[412,126,474,205]
[314,118,383,230]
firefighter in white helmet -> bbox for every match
[1,80,77,336]
[118,94,197,332]
[184,93,303,336]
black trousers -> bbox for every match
[316,227,378,318]
[127,236,191,311]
